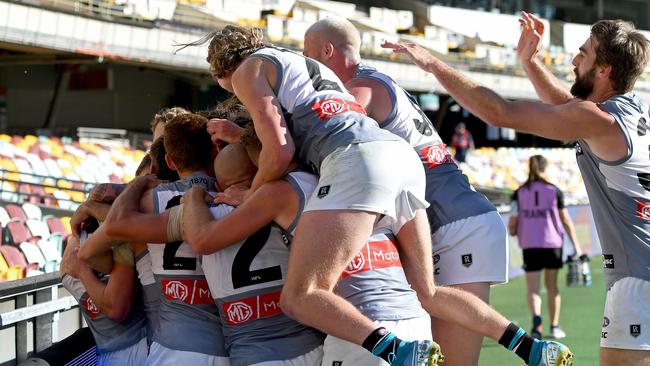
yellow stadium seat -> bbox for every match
[59,216,72,235]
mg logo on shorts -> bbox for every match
[461,254,473,268]
[346,252,366,274]
[631,324,641,338]
[83,297,100,320]
[164,280,189,301]
[603,254,615,269]
[227,302,253,324]
[332,362,343,366]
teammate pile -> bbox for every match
[58,10,650,366]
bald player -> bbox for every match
[303,17,572,366]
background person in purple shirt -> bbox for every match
[509,155,583,340]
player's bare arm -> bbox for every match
[77,225,123,271]
[61,237,135,322]
[102,175,169,243]
[517,11,574,104]
[231,58,295,195]
[382,41,627,161]
[345,77,393,124]
[182,180,298,255]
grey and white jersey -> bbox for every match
[201,171,323,366]
[135,249,159,344]
[353,64,495,231]
[250,47,399,173]
[575,92,650,289]
[149,172,227,356]
[335,228,426,321]
[62,274,147,354]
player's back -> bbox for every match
[148,172,227,356]
[201,171,324,366]
[250,47,398,173]
[353,64,495,231]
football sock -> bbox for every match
[498,322,536,363]
[363,327,409,365]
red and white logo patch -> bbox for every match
[312,98,366,120]
[637,202,650,219]
[84,297,100,320]
[226,302,253,324]
[419,144,454,169]
[346,252,366,274]
[164,280,189,302]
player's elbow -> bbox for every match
[104,298,132,322]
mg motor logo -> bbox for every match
[346,252,366,274]
[164,280,189,301]
[320,99,344,116]
[637,202,650,219]
[420,144,453,169]
[84,297,100,320]
[227,302,253,324]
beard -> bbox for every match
[570,67,596,99]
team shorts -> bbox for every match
[145,342,230,366]
[321,314,432,366]
[98,337,148,366]
[251,346,324,366]
[601,277,650,351]
[522,248,563,272]
[304,140,428,233]
[432,211,508,285]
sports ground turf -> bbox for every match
[479,263,605,365]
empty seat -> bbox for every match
[5,220,32,245]
[0,250,24,280]
[19,242,46,269]
[26,219,50,239]
[22,203,42,221]
[46,216,67,236]
[0,245,40,277]
[5,204,27,222]
[0,207,10,227]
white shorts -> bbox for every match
[251,346,324,366]
[601,277,650,351]
[146,342,230,366]
[98,337,148,366]
[431,211,509,286]
[305,141,428,233]
[321,314,432,366]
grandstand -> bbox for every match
[0,0,630,364]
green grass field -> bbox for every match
[478,264,605,365]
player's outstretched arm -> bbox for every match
[103,175,169,243]
[182,181,297,255]
[517,11,574,105]
[232,58,295,196]
[382,41,621,152]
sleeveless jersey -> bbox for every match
[512,182,565,249]
[353,64,495,231]
[250,47,399,173]
[149,172,227,356]
[202,171,324,366]
[135,249,159,344]
[335,227,426,321]
[62,275,148,354]
[575,92,650,289]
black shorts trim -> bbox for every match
[522,248,563,272]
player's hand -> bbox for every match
[207,119,243,146]
[381,41,437,72]
[182,187,212,204]
[60,236,89,278]
[90,183,126,203]
[70,203,94,239]
[517,11,545,64]
[213,184,249,206]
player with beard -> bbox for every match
[383,15,650,366]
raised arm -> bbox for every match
[382,41,626,161]
[231,58,295,195]
[182,181,297,255]
[102,175,169,243]
[517,11,574,105]
[70,201,112,238]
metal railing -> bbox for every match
[0,272,79,365]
